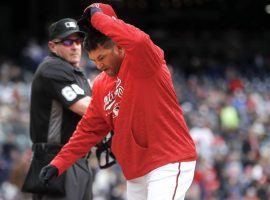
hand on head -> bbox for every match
[83,3,102,13]
[78,4,100,32]
[78,3,117,31]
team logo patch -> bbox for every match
[65,22,76,28]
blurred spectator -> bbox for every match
[220,98,240,136]
[20,38,47,72]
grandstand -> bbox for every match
[0,0,270,199]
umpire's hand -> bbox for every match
[39,164,59,185]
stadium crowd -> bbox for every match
[1,30,270,200]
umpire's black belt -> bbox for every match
[32,143,63,154]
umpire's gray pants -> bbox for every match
[33,158,92,200]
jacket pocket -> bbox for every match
[130,129,148,149]
[111,129,149,176]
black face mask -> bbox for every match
[95,131,116,169]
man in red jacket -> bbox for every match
[40,3,197,200]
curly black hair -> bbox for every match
[83,28,114,51]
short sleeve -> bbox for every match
[42,64,88,108]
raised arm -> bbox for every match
[81,4,165,76]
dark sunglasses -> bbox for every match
[54,38,83,47]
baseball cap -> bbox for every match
[93,3,117,18]
[49,18,85,41]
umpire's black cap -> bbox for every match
[49,18,85,41]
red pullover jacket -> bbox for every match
[51,12,197,180]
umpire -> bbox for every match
[24,18,92,200]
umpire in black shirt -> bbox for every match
[25,18,93,200]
